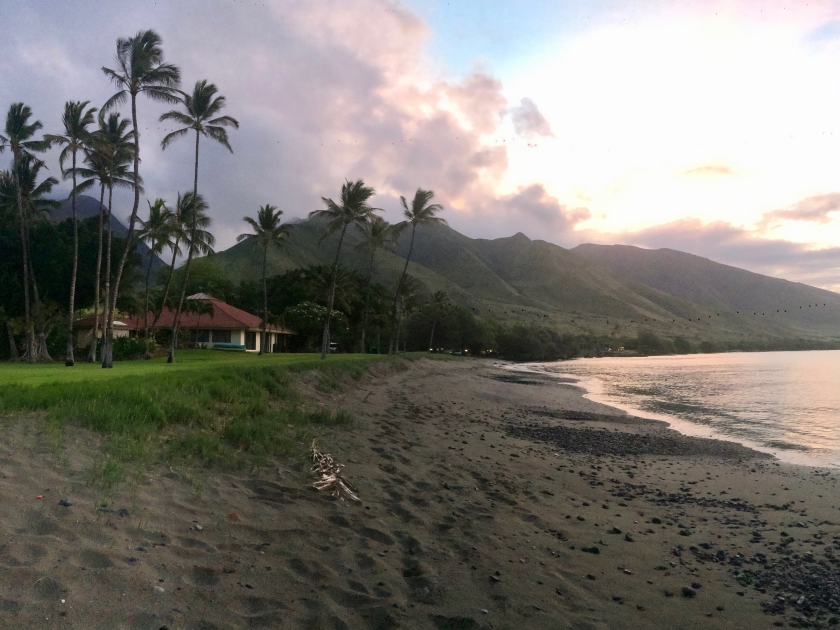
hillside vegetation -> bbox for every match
[214,218,840,346]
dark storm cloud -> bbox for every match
[509,97,554,138]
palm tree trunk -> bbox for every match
[88,183,106,363]
[320,223,348,360]
[66,149,78,366]
[6,321,19,361]
[389,224,416,355]
[168,129,201,364]
[101,186,114,368]
[359,249,376,354]
[429,317,437,351]
[260,242,267,355]
[12,156,34,363]
[151,239,179,337]
[142,245,154,359]
[103,91,141,368]
[377,327,381,354]
[23,204,50,362]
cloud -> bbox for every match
[760,192,840,226]
[0,0,552,252]
[509,97,554,138]
[595,217,840,291]
[683,164,737,176]
[498,184,589,231]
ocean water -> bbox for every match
[511,350,840,468]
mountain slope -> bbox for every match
[50,195,165,275]
[213,219,840,342]
[572,243,840,336]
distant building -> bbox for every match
[75,294,294,353]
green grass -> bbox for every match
[0,350,411,472]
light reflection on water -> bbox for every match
[513,350,840,468]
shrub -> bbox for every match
[112,336,151,360]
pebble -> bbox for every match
[153,585,165,595]
[480,609,489,614]
[194,524,203,531]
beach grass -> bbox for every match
[0,350,412,471]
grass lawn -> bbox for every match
[0,349,376,386]
[0,350,413,477]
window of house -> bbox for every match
[212,329,232,344]
[245,331,257,350]
[194,329,210,343]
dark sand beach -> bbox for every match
[1,357,839,629]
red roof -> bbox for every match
[75,296,293,334]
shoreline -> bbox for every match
[2,357,840,628]
[507,354,839,470]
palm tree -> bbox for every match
[0,103,51,362]
[45,101,97,366]
[427,290,448,351]
[138,198,174,358]
[309,180,379,359]
[394,275,421,353]
[388,188,446,354]
[167,192,215,361]
[0,156,60,361]
[149,192,188,340]
[236,205,292,355]
[74,113,136,364]
[159,80,238,363]
[355,215,399,353]
[100,29,181,368]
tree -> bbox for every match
[0,103,51,362]
[149,191,188,340]
[138,198,174,358]
[159,79,238,363]
[394,275,421,353]
[167,192,215,356]
[389,188,446,354]
[309,180,379,359]
[74,112,137,363]
[100,29,181,368]
[45,101,97,366]
[236,205,292,354]
[427,290,448,351]
[355,215,399,353]
[0,155,59,361]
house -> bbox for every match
[75,294,294,353]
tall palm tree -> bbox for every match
[45,101,97,367]
[74,113,136,364]
[0,156,60,361]
[309,179,379,359]
[167,192,215,361]
[427,290,448,351]
[0,103,51,362]
[149,192,188,340]
[236,205,292,355]
[355,215,399,353]
[388,188,446,354]
[159,80,238,363]
[100,29,181,368]
[138,198,174,358]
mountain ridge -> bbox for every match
[212,219,840,342]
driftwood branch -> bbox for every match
[309,440,360,502]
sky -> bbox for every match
[3,0,840,290]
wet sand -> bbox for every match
[1,358,839,629]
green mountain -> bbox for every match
[213,219,840,343]
[572,243,840,337]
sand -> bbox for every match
[1,357,839,629]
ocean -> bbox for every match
[512,349,840,468]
